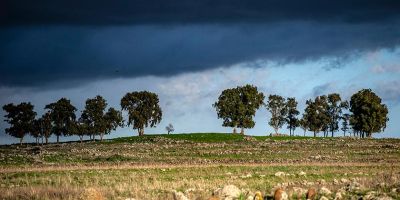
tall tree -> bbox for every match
[70,117,88,143]
[121,91,162,136]
[3,102,36,145]
[286,97,300,136]
[266,95,287,134]
[45,98,77,143]
[303,95,329,137]
[350,89,389,138]
[103,107,124,141]
[31,119,42,145]
[341,113,350,137]
[213,85,264,134]
[326,93,348,137]
[40,112,53,144]
[81,95,108,141]
[299,117,308,137]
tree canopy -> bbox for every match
[45,98,77,143]
[213,84,264,134]
[266,95,287,134]
[2,102,37,144]
[121,91,162,136]
[350,89,389,138]
[286,97,300,136]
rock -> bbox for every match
[173,191,189,200]
[273,188,288,200]
[253,191,263,200]
[208,197,220,200]
[377,197,393,200]
[334,192,343,200]
[318,179,326,185]
[319,187,332,195]
[221,185,241,199]
[306,188,317,200]
[333,179,339,185]
[125,198,136,200]
[240,173,252,178]
[319,196,329,200]
[275,172,286,177]
[363,191,376,200]
[298,171,307,176]
[340,178,349,183]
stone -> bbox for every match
[319,187,332,195]
[306,188,317,200]
[292,187,306,196]
[319,196,329,200]
[275,172,286,177]
[253,191,263,200]
[273,188,288,200]
[221,185,241,199]
[298,171,307,176]
[334,192,343,200]
[173,191,189,200]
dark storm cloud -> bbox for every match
[1,22,400,87]
[1,0,400,87]
[1,0,400,26]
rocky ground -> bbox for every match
[0,133,399,199]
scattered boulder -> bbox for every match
[298,171,306,176]
[319,187,332,196]
[319,196,329,200]
[275,172,286,177]
[220,185,241,199]
[173,191,189,200]
[253,191,263,200]
[334,192,343,200]
[273,188,288,200]
[306,188,317,200]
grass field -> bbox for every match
[0,133,399,199]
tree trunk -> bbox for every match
[274,127,278,134]
[303,130,306,137]
[45,137,49,144]
[92,134,96,142]
[19,137,23,145]
[138,128,144,136]
[331,130,334,137]
[100,133,104,141]
[313,131,316,137]
[79,136,83,143]
[56,135,59,143]
[233,127,237,134]
[240,127,244,135]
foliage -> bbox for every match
[341,113,350,136]
[81,95,107,139]
[303,95,330,137]
[104,107,124,137]
[213,84,264,134]
[121,91,162,136]
[166,123,174,134]
[350,89,389,137]
[45,98,77,143]
[326,93,348,137]
[266,95,287,134]
[2,102,36,144]
[286,97,300,136]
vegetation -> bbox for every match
[166,123,174,134]
[350,89,389,138]
[121,91,162,136]
[2,102,36,145]
[213,84,265,134]
[285,97,300,136]
[45,98,77,143]
[266,95,288,134]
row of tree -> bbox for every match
[214,85,389,138]
[3,91,162,144]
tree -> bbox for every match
[286,97,300,136]
[3,102,37,145]
[299,117,308,137]
[103,107,124,141]
[349,89,389,138]
[121,91,162,136]
[341,113,350,137]
[266,95,287,134]
[70,117,89,143]
[45,98,77,143]
[166,123,174,134]
[81,95,108,141]
[40,112,53,144]
[213,85,265,134]
[303,95,329,137]
[31,119,42,145]
[326,93,348,137]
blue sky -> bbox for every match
[1,48,398,144]
[1,0,400,144]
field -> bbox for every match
[0,133,399,199]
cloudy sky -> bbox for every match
[1,0,399,144]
